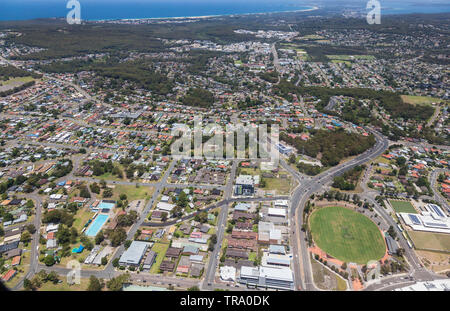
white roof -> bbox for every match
[395,279,450,291]
[160,196,170,202]
[235,203,250,212]
[268,208,286,217]
[46,223,59,232]
[269,229,282,240]
[274,200,289,207]
[240,265,293,282]
[220,266,236,282]
[156,202,175,212]
[236,175,254,185]
[119,241,150,265]
[260,266,293,282]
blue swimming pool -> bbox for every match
[98,202,115,210]
[85,214,109,237]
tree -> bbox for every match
[23,278,33,291]
[208,234,217,252]
[95,230,105,245]
[396,157,407,166]
[187,286,200,291]
[396,248,405,257]
[288,153,296,164]
[112,258,120,268]
[47,271,59,284]
[194,211,208,223]
[90,183,100,194]
[99,179,107,188]
[387,225,397,239]
[124,240,132,249]
[56,225,71,245]
[79,185,91,198]
[106,274,129,291]
[21,231,32,243]
[103,187,113,198]
[88,275,103,291]
[44,255,55,266]
[101,256,108,266]
[109,228,127,247]
[0,226,4,237]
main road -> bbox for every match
[286,128,390,290]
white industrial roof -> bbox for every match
[119,241,150,265]
[268,208,286,217]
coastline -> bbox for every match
[64,6,320,22]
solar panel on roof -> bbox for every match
[408,214,421,225]
[430,205,445,218]
[423,222,448,228]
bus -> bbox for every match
[407,240,413,249]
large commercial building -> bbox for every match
[119,241,150,267]
[235,175,259,196]
[238,266,294,290]
[399,204,450,234]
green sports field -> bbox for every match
[389,200,417,213]
[310,206,386,264]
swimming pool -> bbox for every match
[85,214,109,237]
[97,202,115,210]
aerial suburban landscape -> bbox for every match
[0,0,449,294]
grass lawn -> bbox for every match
[310,206,386,264]
[331,60,352,67]
[248,252,257,262]
[375,156,392,165]
[262,177,292,195]
[38,277,90,291]
[238,167,261,176]
[98,172,124,181]
[150,242,169,274]
[401,95,441,106]
[408,231,450,252]
[73,208,95,232]
[57,248,87,267]
[389,200,417,214]
[327,55,375,61]
[0,76,34,87]
[111,184,154,202]
[5,245,31,289]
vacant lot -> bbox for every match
[111,184,154,202]
[408,231,450,252]
[262,176,293,195]
[150,242,170,274]
[38,277,90,291]
[310,206,386,264]
[416,250,450,273]
[0,76,34,92]
[311,257,347,291]
[389,200,417,214]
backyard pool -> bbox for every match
[85,214,109,237]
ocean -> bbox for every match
[0,0,449,21]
